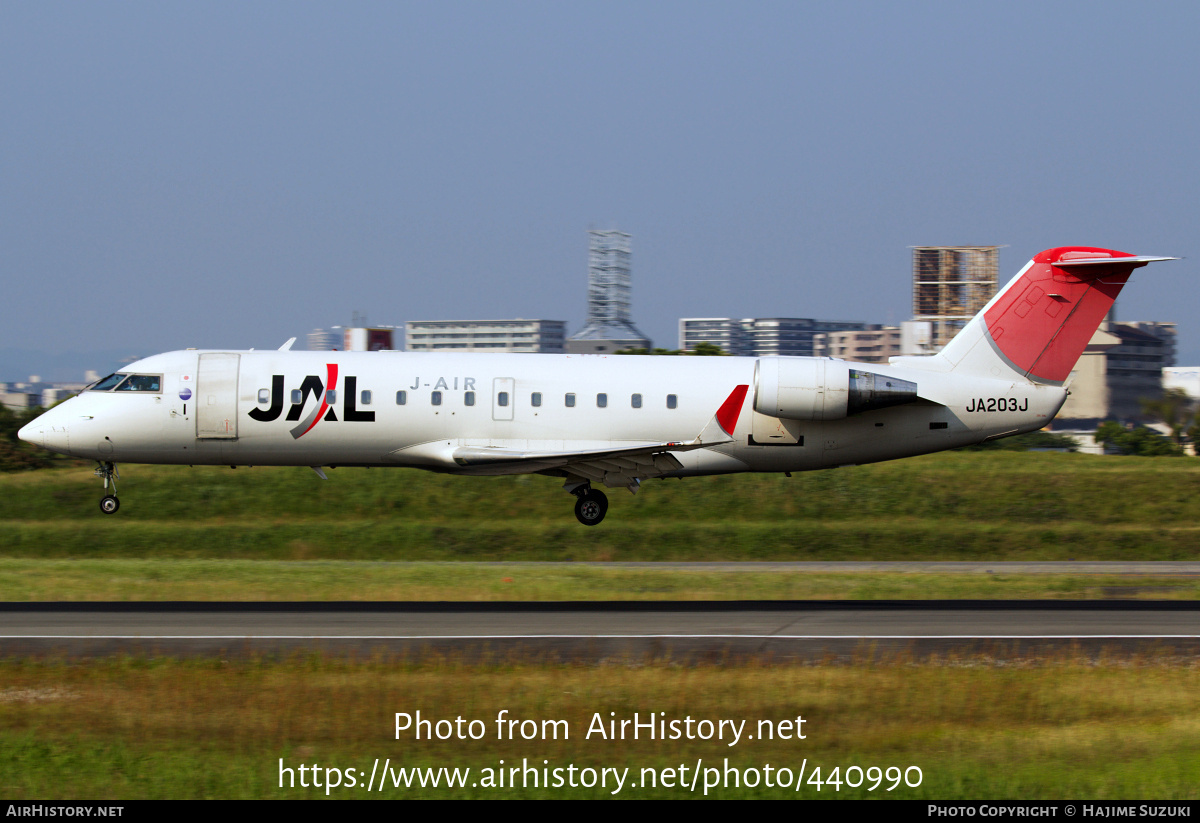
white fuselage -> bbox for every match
[23,349,1067,477]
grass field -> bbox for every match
[2,653,1198,799]
[2,451,1198,601]
[1,452,1199,562]
[0,559,1198,601]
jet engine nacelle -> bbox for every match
[753,357,919,421]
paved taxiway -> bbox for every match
[2,601,1198,661]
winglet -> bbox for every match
[694,385,749,444]
[279,337,297,351]
[716,384,750,435]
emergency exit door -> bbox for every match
[492,377,515,421]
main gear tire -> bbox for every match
[573,490,608,526]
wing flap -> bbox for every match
[451,440,695,468]
[448,384,749,490]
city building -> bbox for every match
[0,387,40,411]
[341,327,397,351]
[813,326,902,363]
[406,319,567,352]
[1122,321,1177,366]
[306,329,337,351]
[899,320,935,356]
[565,230,651,353]
[1164,366,1200,399]
[677,318,745,355]
[1,377,89,411]
[678,318,868,357]
[912,246,1000,348]
[1053,321,1170,426]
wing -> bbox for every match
[449,384,749,492]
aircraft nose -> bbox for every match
[17,419,43,447]
[18,410,71,454]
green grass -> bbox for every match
[1,654,1198,799]
[0,559,1198,601]
[2,452,1199,600]
[1,452,1200,561]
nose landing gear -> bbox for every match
[95,462,120,514]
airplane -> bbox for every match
[18,246,1177,525]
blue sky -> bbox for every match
[3,1,1197,380]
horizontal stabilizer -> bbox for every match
[1051,255,1179,268]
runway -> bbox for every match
[2,600,1198,661]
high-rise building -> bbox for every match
[566,230,651,353]
[912,246,1000,348]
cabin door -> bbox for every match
[196,353,240,439]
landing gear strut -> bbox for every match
[573,487,608,526]
[95,461,120,514]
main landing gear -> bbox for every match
[572,486,609,526]
[95,461,120,514]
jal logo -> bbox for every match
[248,364,374,439]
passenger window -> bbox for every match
[431,391,442,406]
[531,392,542,407]
[498,392,509,407]
[360,390,372,405]
[292,390,303,404]
[396,390,407,405]
[465,391,475,406]
[258,389,270,404]
[597,393,607,408]
[667,394,678,409]
[631,393,642,408]
[565,393,576,408]
[325,390,337,404]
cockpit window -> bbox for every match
[114,374,162,392]
[89,373,126,391]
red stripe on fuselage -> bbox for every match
[983,247,1136,383]
[298,362,339,438]
[716,384,750,435]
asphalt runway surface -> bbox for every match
[2,599,1199,662]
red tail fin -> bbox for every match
[983,247,1165,383]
